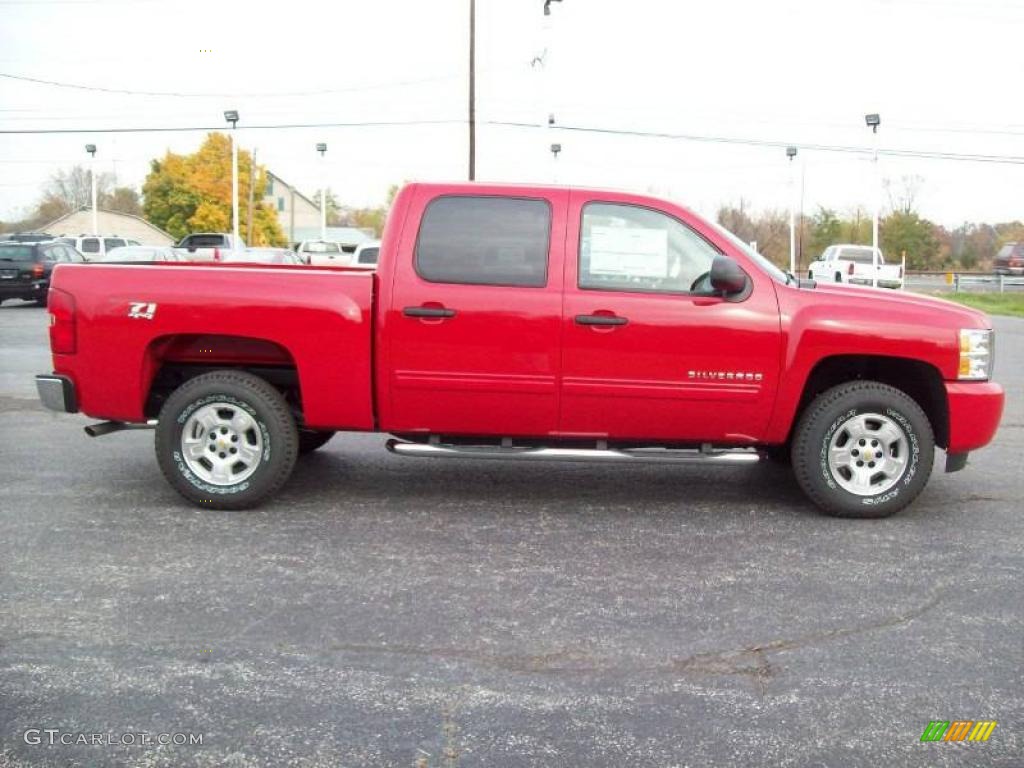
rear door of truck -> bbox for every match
[383,185,569,437]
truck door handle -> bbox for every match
[403,306,456,319]
[575,313,628,327]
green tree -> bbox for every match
[808,207,842,259]
[142,133,284,245]
[881,211,939,270]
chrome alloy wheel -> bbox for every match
[827,412,909,496]
[180,402,263,486]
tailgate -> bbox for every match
[47,263,376,430]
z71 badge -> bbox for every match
[128,302,157,320]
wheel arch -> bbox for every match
[788,354,949,449]
[142,333,302,420]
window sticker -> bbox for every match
[588,226,668,278]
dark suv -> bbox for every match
[0,241,85,306]
[994,242,1023,276]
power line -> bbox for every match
[0,119,461,135]
[0,71,464,99]
[486,120,1024,166]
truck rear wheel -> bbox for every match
[155,370,298,510]
[792,381,933,518]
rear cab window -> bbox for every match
[415,195,551,287]
[840,247,881,264]
[80,238,100,254]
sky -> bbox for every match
[1,0,1022,228]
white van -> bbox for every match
[54,235,141,262]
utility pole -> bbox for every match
[247,147,256,246]
[541,0,562,181]
[468,0,476,180]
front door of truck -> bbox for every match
[559,192,782,443]
[385,187,568,437]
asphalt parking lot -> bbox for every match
[1,300,1022,767]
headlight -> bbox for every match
[959,329,994,380]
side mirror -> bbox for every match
[709,255,749,295]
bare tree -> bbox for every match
[884,174,924,215]
[42,165,115,215]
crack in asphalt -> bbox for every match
[318,591,946,697]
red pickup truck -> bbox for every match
[35,182,1004,518]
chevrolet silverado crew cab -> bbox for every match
[35,182,1004,518]
[807,244,903,289]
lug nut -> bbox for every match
[852,449,859,456]
[218,452,226,459]
[856,460,864,467]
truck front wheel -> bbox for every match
[155,370,299,509]
[792,381,934,518]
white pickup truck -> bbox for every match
[807,244,903,289]
[174,233,246,262]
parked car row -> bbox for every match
[1,228,383,306]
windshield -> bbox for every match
[705,219,788,283]
[0,245,34,261]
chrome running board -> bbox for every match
[385,439,760,465]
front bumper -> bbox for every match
[36,374,78,413]
[945,381,1004,456]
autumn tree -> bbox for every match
[142,132,284,245]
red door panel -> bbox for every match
[559,191,782,443]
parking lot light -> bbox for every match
[225,111,240,248]
[85,144,98,234]
[787,146,798,275]
[317,143,327,241]
[865,113,881,287]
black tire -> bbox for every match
[155,370,298,510]
[792,381,934,518]
[35,296,47,307]
[298,429,335,455]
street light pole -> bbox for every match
[85,144,97,234]
[866,113,881,287]
[224,111,240,249]
[468,0,475,181]
[786,146,798,276]
[247,147,256,246]
[316,143,327,241]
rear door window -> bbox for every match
[415,196,551,287]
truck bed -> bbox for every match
[47,262,376,430]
